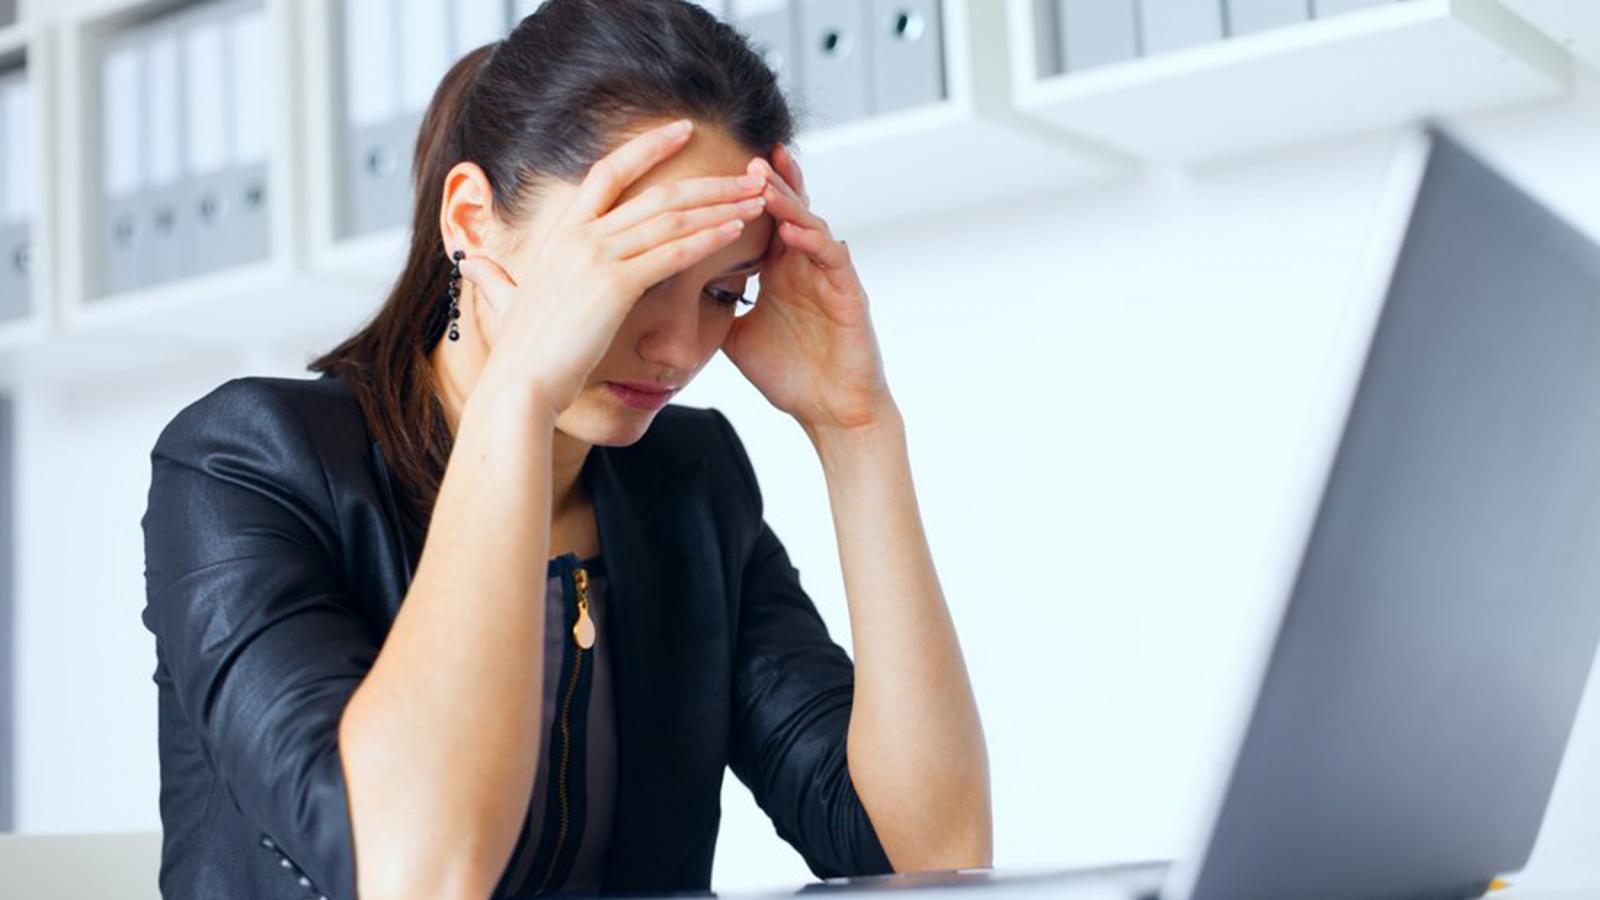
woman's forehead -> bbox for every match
[615,123,764,203]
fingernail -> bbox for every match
[739,197,766,211]
[670,118,693,136]
[741,173,765,189]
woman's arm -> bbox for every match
[805,399,994,874]
[715,141,992,872]
[339,380,556,900]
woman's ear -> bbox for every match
[439,161,499,257]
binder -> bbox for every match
[796,0,871,128]
[1139,0,1225,55]
[226,1,273,270]
[730,1,799,103]
[341,0,409,237]
[0,70,29,319]
[1056,0,1139,72]
[397,0,450,115]
[100,29,152,296]
[867,0,943,114]
[1313,0,1396,15]
[180,1,235,277]
[1227,0,1309,35]
[142,15,195,286]
[452,0,509,55]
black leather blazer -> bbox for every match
[139,371,894,899]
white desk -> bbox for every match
[717,863,1600,900]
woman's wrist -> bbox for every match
[465,368,562,438]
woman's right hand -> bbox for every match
[457,118,769,419]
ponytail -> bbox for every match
[307,43,497,557]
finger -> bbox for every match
[606,195,767,259]
[776,220,850,271]
[751,156,821,227]
[620,218,748,290]
[596,171,766,236]
[456,252,520,317]
[565,118,694,225]
[758,164,829,235]
[773,143,808,205]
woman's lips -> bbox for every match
[605,381,676,411]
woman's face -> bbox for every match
[512,122,775,447]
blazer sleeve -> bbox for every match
[709,408,896,880]
[140,378,372,900]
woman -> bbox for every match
[139,1,990,898]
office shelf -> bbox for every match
[784,0,1128,238]
[299,0,418,294]
[1499,0,1600,71]
[52,0,357,353]
[1006,0,1573,165]
[303,0,1131,293]
[0,24,53,356]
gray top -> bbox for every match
[497,552,616,896]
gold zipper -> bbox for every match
[536,563,594,895]
[572,567,596,649]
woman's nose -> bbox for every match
[636,288,705,371]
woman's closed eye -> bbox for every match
[706,286,754,308]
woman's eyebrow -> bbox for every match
[720,256,765,275]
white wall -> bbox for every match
[9,22,1600,900]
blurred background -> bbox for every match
[0,0,1597,895]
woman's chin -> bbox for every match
[557,397,658,447]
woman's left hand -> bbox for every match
[721,143,896,436]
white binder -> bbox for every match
[1,71,31,226]
[1057,0,1140,71]
[397,0,450,114]
[101,29,151,296]
[797,0,871,128]
[867,0,943,114]
[0,69,29,319]
[143,16,195,286]
[452,0,509,55]
[227,1,273,270]
[1227,0,1310,35]
[1139,0,1225,55]
[345,0,398,130]
[341,0,411,237]
[181,2,235,277]
[731,0,800,106]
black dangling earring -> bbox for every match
[447,249,464,342]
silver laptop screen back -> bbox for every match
[1186,128,1600,900]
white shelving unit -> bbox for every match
[52,0,371,356]
[0,22,52,358]
[299,0,432,297]
[1005,0,1574,165]
[0,0,1587,386]
[778,0,1129,239]
[301,0,1133,294]
[1499,0,1600,71]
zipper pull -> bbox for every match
[572,566,596,649]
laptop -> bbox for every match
[782,124,1600,899]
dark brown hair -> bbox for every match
[307,0,797,554]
